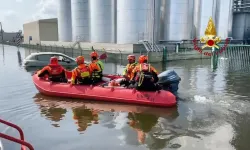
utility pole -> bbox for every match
[0,22,3,43]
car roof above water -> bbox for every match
[30,52,68,56]
[27,52,75,59]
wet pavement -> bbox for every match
[0,45,250,150]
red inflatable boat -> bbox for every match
[32,72,176,107]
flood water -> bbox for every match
[1,45,250,150]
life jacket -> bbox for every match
[90,61,102,79]
[125,62,137,78]
[48,65,64,78]
[97,60,104,71]
[135,63,153,86]
[75,66,90,81]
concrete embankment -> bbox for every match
[5,41,211,62]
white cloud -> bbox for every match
[32,0,57,21]
[2,10,21,31]
[16,0,23,2]
[3,10,17,19]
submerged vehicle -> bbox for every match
[32,71,177,107]
[23,52,77,67]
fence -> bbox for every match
[3,40,250,63]
[217,45,250,71]
[4,42,139,64]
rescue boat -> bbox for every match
[32,72,177,107]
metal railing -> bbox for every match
[139,40,161,52]
[233,0,250,12]
[0,118,34,150]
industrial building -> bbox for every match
[0,31,20,42]
[57,0,242,44]
[23,18,58,44]
[22,0,250,46]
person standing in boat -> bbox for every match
[71,56,92,85]
[37,56,67,83]
[129,55,159,91]
[89,51,104,83]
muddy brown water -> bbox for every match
[1,45,250,150]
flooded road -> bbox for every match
[1,45,250,150]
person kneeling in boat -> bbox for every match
[129,55,159,91]
[89,51,104,83]
[38,56,67,83]
[119,54,138,86]
[71,56,92,85]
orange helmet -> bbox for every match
[76,56,84,64]
[138,55,148,63]
[90,51,98,58]
[127,54,135,60]
[50,57,58,65]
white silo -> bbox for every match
[71,0,89,42]
[90,0,114,43]
[163,0,191,40]
[58,0,72,41]
[145,0,162,43]
[117,0,149,44]
[197,0,218,38]
[216,0,234,39]
[193,0,201,38]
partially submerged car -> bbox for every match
[23,52,77,67]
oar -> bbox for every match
[99,52,107,60]
[91,46,107,60]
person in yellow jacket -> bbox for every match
[89,51,104,83]
[123,54,137,80]
[71,56,92,85]
[119,54,138,86]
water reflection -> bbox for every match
[17,50,22,67]
[231,112,250,150]
[127,112,159,144]
[72,106,99,132]
[1,44,4,64]
[3,45,250,149]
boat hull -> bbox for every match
[32,74,176,107]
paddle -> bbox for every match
[91,46,107,60]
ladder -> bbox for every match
[139,40,162,52]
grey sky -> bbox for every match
[0,0,57,32]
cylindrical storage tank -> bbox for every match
[217,0,234,39]
[71,0,89,42]
[90,0,113,43]
[146,0,162,43]
[58,0,72,41]
[117,0,149,44]
[198,0,218,38]
[193,0,201,38]
[163,0,190,40]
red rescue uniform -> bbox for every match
[38,57,67,82]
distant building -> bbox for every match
[0,31,20,42]
[23,18,58,44]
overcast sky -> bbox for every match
[0,0,57,32]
